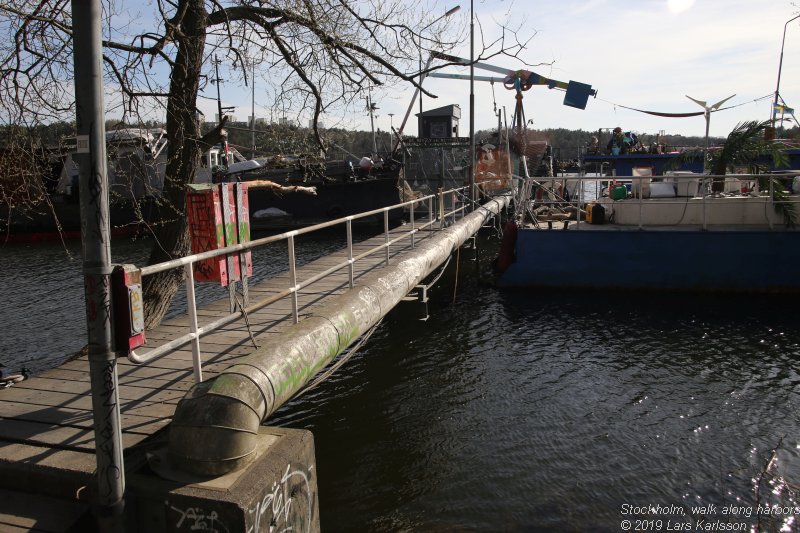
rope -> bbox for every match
[235,291,259,349]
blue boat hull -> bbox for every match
[497,228,800,292]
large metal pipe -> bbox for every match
[168,195,510,475]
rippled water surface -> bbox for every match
[270,239,800,531]
[3,232,800,531]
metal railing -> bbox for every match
[517,172,800,231]
[128,184,477,382]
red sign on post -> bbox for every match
[111,264,146,353]
[186,183,252,286]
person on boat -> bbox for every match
[623,131,639,152]
[607,127,626,155]
[587,136,600,154]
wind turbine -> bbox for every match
[685,94,736,148]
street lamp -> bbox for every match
[418,5,461,135]
[773,14,800,128]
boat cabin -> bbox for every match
[417,104,461,139]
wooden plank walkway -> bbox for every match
[0,216,448,503]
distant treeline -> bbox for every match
[4,119,798,162]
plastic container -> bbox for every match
[611,185,628,200]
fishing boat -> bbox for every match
[219,151,407,227]
[495,148,800,292]
[0,128,167,242]
[0,129,408,241]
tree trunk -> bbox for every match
[143,0,207,329]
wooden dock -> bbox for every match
[0,216,451,530]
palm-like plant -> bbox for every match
[708,120,794,227]
[708,120,788,175]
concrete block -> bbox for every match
[127,426,319,533]
[0,441,96,501]
[0,487,90,532]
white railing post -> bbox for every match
[429,196,434,235]
[384,209,390,266]
[638,177,643,230]
[768,176,775,231]
[410,200,416,249]
[347,218,354,288]
[439,188,445,229]
[184,263,203,383]
[288,234,299,323]
[703,177,708,230]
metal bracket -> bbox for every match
[401,284,430,321]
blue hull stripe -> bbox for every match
[498,229,800,291]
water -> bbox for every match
[0,230,347,372]
[3,233,800,531]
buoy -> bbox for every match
[495,221,518,273]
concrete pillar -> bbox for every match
[128,427,319,533]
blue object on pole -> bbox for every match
[564,80,594,110]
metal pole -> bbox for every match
[469,0,476,210]
[71,0,125,527]
[215,55,223,128]
[773,15,800,127]
[388,113,395,149]
[251,63,256,159]
[419,47,423,136]
[368,90,377,155]
[214,55,228,167]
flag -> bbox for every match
[774,103,795,115]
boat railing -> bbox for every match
[127,184,477,382]
[518,172,800,231]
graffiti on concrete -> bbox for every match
[170,505,230,533]
[247,463,314,533]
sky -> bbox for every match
[195,0,800,140]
